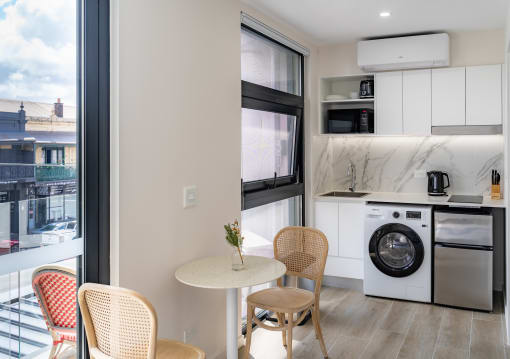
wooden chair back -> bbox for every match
[273,226,329,298]
[78,283,158,359]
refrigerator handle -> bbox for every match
[435,242,493,251]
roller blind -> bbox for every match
[240,11,310,56]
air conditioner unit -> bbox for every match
[357,33,449,71]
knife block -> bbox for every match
[491,184,501,200]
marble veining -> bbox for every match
[313,135,504,195]
[312,136,333,194]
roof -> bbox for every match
[28,131,76,144]
[0,98,76,120]
[0,131,76,144]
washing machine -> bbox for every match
[364,203,432,302]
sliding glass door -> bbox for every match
[0,1,81,357]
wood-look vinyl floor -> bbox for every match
[239,286,507,359]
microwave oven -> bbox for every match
[327,108,374,134]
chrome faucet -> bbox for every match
[347,161,356,192]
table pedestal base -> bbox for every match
[226,287,238,359]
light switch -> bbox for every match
[183,185,197,208]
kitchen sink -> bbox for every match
[322,191,369,198]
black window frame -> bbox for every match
[83,0,110,287]
[241,24,305,214]
[79,0,110,357]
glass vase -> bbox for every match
[231,247,245,271]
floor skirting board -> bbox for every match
[322,276,363,292]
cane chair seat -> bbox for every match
[156,339,205,359]
[247,287,314,313]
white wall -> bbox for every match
[111,0,241,357]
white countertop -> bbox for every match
[314,191,506,208]
[175,255,286,289]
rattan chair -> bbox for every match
[245,226,329,359]
[78,283,205,359]
[32,265,77,358]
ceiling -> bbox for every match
[242,0,508,45]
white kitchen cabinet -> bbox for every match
[403,69,431,135]
[376,71,403,135]
[315,200,365,279]
[466,64,502,126]
[324,257,364,279]
[338,202,365,259]
[431,67,465,126]
[314,201,339,257]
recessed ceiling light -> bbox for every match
[379,11,391,17]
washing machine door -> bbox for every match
[369,223,424,278]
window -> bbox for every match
[240,24,305,324]
[241,25,304,210]
[242,108,297,182]
[0,1,81,357]
[241,28,302,96]
[241,196,301,319]
[1,0,110,357]
[44,147,65,164]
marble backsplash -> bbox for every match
[313,135,504,196]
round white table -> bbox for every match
[175,255,286,359]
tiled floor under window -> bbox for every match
[241,287,508,359]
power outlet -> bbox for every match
[183,328,195,343]
[414,169,426,179]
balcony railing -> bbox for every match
[35,165,77,182]
[0,164,35,182]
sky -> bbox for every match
[0,0,76,105]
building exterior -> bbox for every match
[0,98,77,242]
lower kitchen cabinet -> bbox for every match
[314,200,365,279]
[314,201,339,257]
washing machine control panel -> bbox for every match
[392,211,400,219]
[406,211,422,220]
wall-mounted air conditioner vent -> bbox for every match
[358,33,449,72]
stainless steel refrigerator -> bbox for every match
[434,210,493,311]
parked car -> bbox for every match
[31,221,77,246]
[0,238,19,255]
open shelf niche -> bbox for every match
[319,74,376,135]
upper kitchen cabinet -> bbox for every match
[318,64,502,137]
[432,67,465,126]
[403,70,431,136]
[376,71,403,135]
[466,64,502,126]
